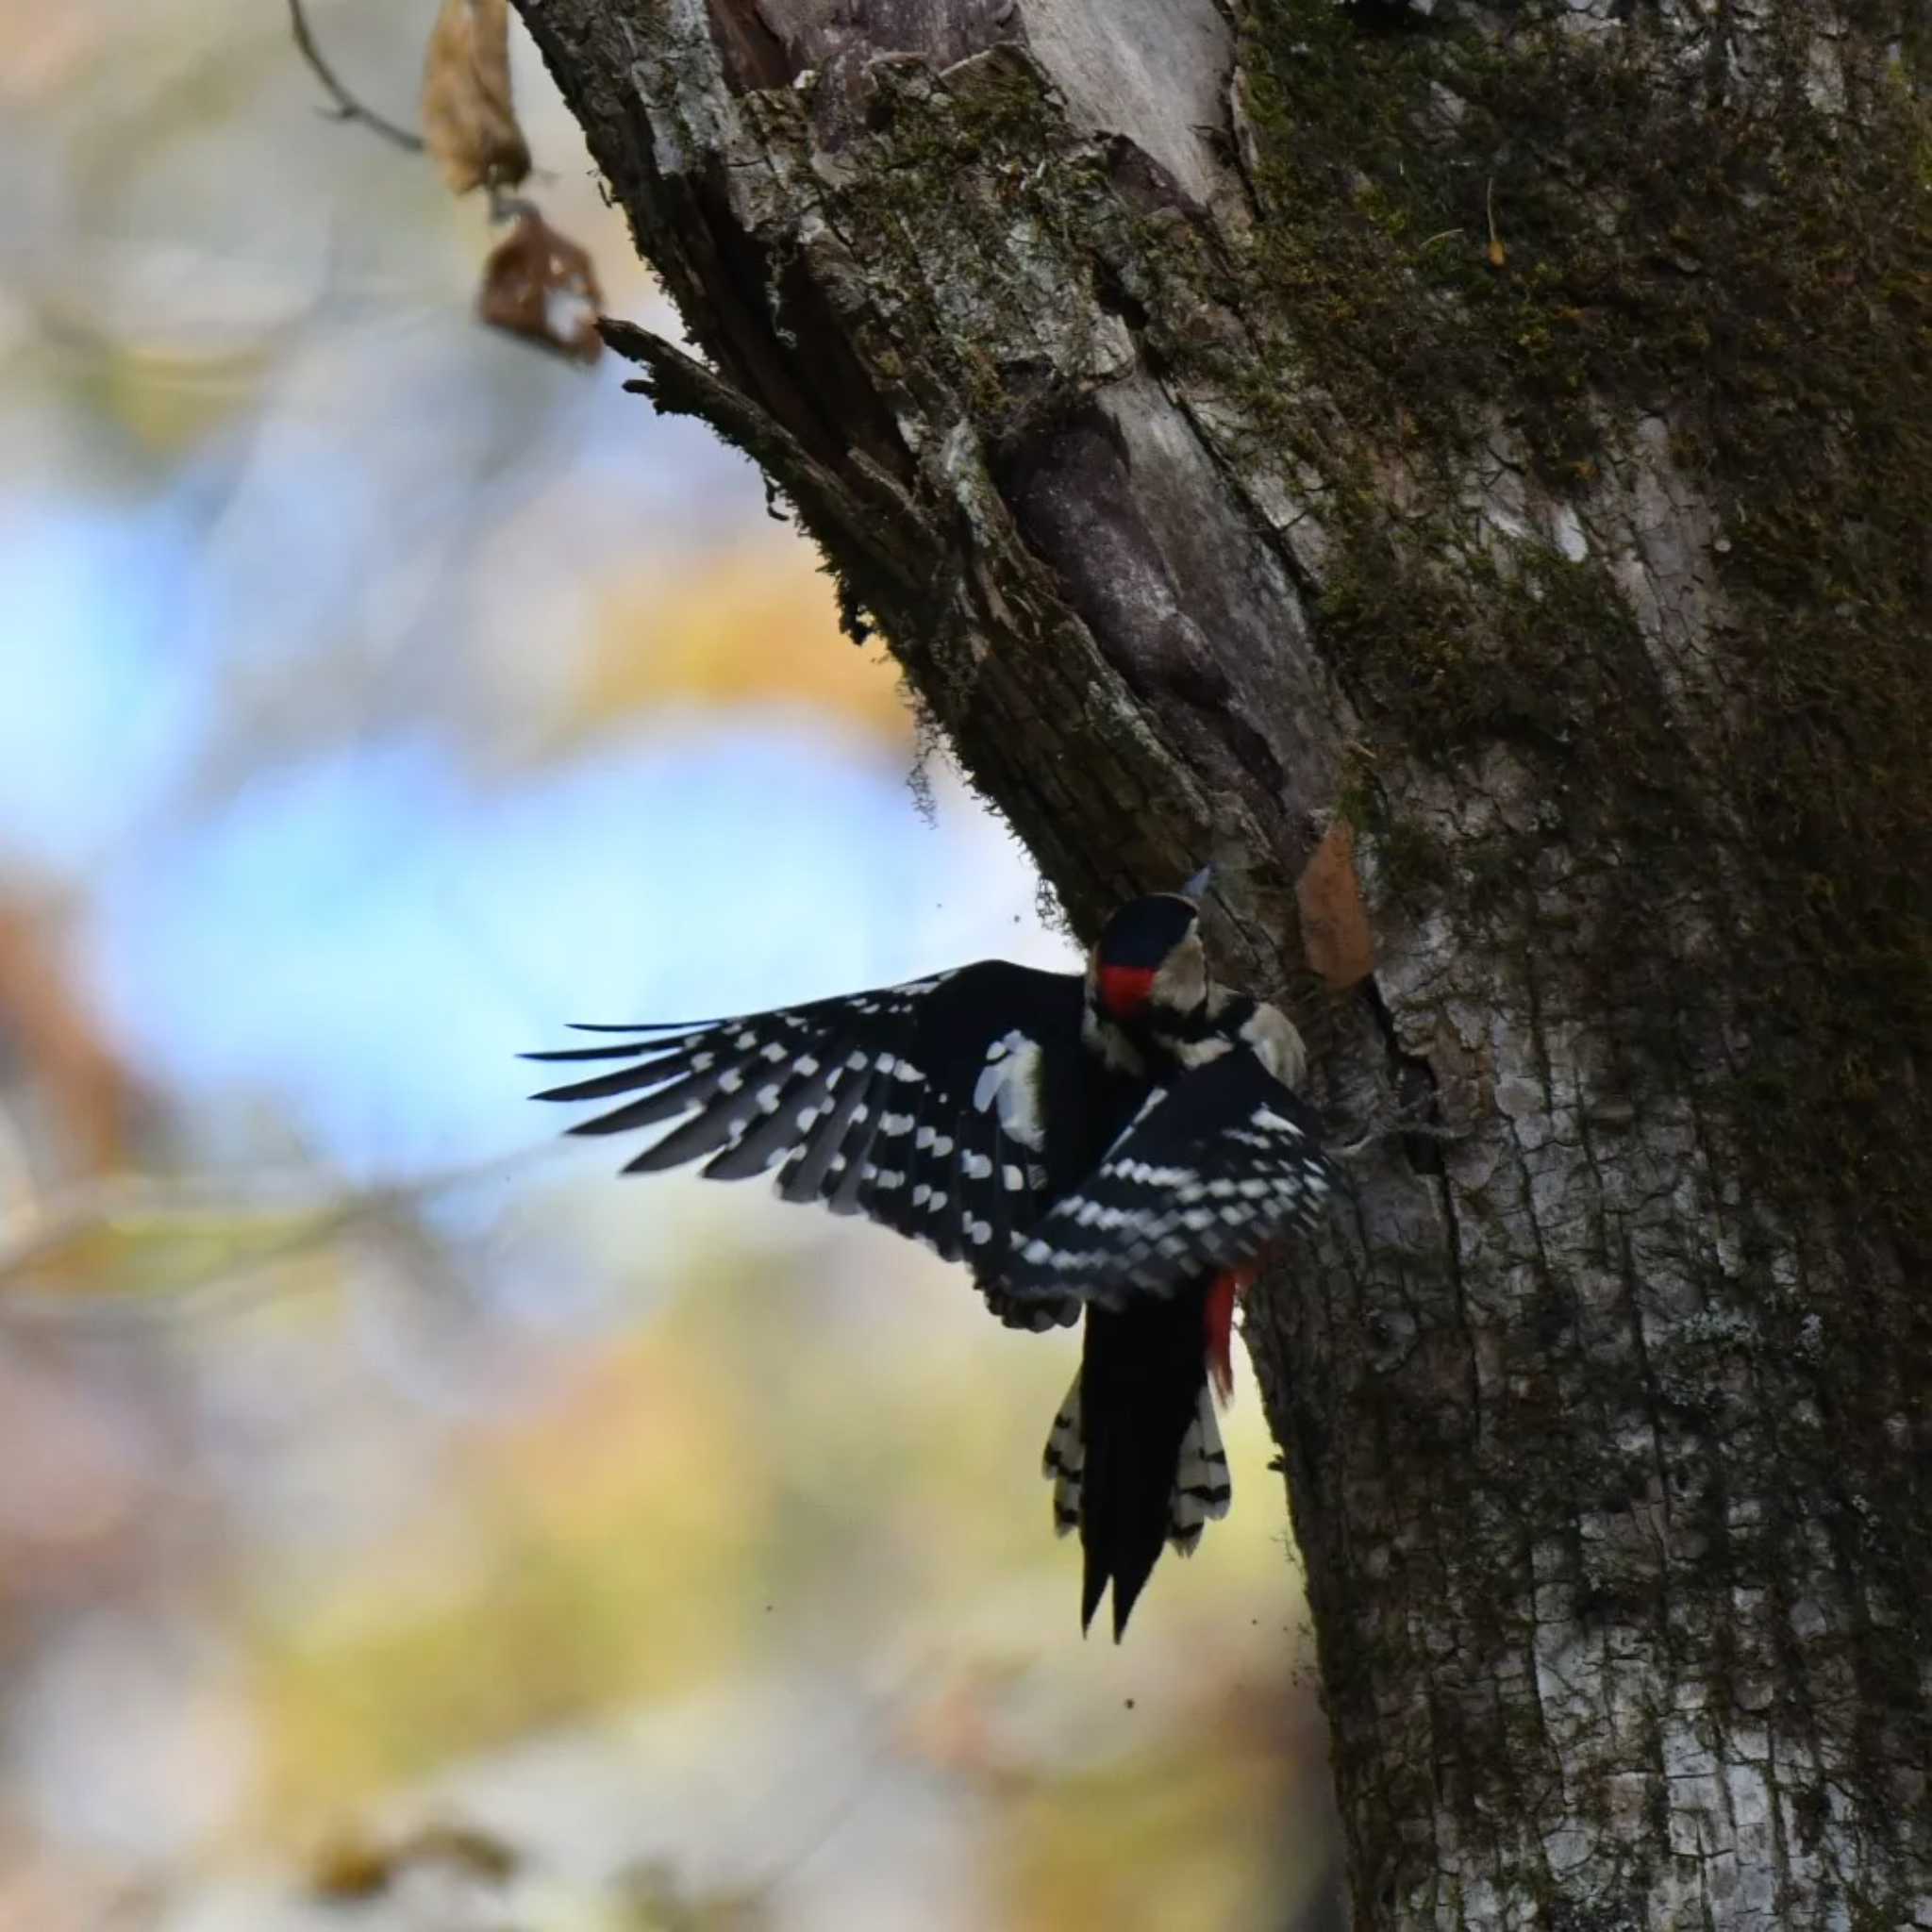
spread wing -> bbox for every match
[526,961,1086,1329]
[998,1045,1338,1308]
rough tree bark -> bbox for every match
[512,0,1931,1924]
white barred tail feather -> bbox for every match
[1041,1373,1230,1557]
[1041,1375,1083,1537]
[1166,1384,1233,1554]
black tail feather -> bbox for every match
[1075,1284,1211,1641]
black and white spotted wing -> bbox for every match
[999,1045,1338,1309]
[526,961,1091,1327]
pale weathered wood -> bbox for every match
[514,0,1932,1923]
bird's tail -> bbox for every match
[1041,1284,1231,1641]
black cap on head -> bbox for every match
[1095,894,1198,971]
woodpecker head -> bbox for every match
[1089,870,1210,1025]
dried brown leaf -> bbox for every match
[420,0,530,194]
[1296,820,1375,991]
[477,211,603,363]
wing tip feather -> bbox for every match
[566,1020,713,1034]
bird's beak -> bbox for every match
[1181,862,1213,901]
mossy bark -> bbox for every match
[513,0,1932,1924]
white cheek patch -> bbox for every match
[971,1031,1046,1150]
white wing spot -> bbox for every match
[1111,1160,1195,1189]
[971,1032,1046,1150]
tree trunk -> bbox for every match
[512,0,1932,1923]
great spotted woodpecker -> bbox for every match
[526,874,1339,1637]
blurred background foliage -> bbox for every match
[0,3,1341,1926]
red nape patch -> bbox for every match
[1204,1263,1260,1405]
[1097,964,1157,1018]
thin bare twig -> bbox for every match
[487,184,541,225]
[0,1145,554,1331]
[288,0,425,154]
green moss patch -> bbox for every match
[1235,0,1932,1264]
